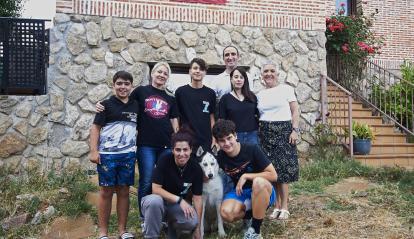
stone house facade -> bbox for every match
[0,0,334,171]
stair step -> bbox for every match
[332,124,398,134]
[327,90,349,97]
[370,143,414,154]
[329,109,373,117]
[328,116,383,125]
[373,134,407,143]
[354,154,414,170]
[328,101,364,109]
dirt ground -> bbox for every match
[42,177,414,239]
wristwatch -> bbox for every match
[177,196,182,204]
[293,127,300,133]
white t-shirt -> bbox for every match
[257,84,297,122]
[206,70,253,99]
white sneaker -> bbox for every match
[243,227,263,239]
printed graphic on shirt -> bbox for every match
[144,95,169,119]
[202,101,210,113]
[180,182,192,197]
[99,121,137,153]
[224,161,253,181]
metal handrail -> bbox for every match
[320,75,353,156]
[327,54,414,137]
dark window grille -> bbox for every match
[0,18,49,95]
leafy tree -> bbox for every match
[0,0,26,17]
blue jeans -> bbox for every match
[237,130,259,144]
[137,146,171,216]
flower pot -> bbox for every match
[353,139,372,155]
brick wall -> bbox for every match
[361,0,414,69]
[56,0,335,31]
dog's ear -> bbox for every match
[211,145,218,156]
[195,146,204,157]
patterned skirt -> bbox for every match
[259,120,299,183]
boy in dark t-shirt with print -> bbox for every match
[212,120,278,239]
[90,71,138,239]
[175,58,216,150]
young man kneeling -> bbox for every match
[212,120,277,239]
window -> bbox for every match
[335,0,357,15]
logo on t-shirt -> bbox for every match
[202,101,209,113]
[180,182,192,197]
[144,95,169,118]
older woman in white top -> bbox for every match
[257,62,300,220]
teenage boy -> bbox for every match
[90,71,138,239]
[212,120,278,239]
[175,57,216,149]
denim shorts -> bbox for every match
[97,152,136,187]
[223,187,276,208]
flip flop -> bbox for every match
[269,208,281,220]
[277,209,290,220]
[119,232,135,239]
[98,236,109,239]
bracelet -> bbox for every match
[177,196,182,204]
[292,127,300,133]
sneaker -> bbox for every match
[242,218,252,231]
[243,227,263,239]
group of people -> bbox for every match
[89,45,300,239]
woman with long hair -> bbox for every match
[218,66,259,144]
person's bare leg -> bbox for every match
[116,185,130,235]
[279,183,289,210]
[251,178,272,219]
[99,186,115,237]
[220,199,245,222]
[274,182,282,209]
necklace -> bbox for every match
[177,163,188,177]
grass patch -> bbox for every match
[0,166,97,237]
[326,198,356,211]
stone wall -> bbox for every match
[0,13,326,171]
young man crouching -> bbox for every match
[212,120,277,239]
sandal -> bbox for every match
[269,208,281,220]
[119,232,135,239]
[98,236,109,239]
[277,209,290,220]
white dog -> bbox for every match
[196,146,226,238]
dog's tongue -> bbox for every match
[203,176,210,182]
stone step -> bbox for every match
[354,154,414,170]
[370,143,414,154]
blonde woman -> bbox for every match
[257,62,300,220]
[96,62,179,217]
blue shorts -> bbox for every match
[223,187,276,208]
[97,152,136,187]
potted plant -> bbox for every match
[352,121,374,155]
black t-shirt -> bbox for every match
[130,85,179,148]
[175,84,216,149]
[217,144,271,189]
[218,93,259,132]
[152,154,203,199]
[93,96,139,153]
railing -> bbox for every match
[327,54,414,137]
[321,75,353,156]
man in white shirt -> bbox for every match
[206,46,254,99]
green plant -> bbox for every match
[351,121,374,139]
[370,60,413,130]
[326,4,384,89]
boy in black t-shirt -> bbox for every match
[175,58,216,149]
[141,129,203,239]
[90,71,138,239]
[212,120,278,239]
